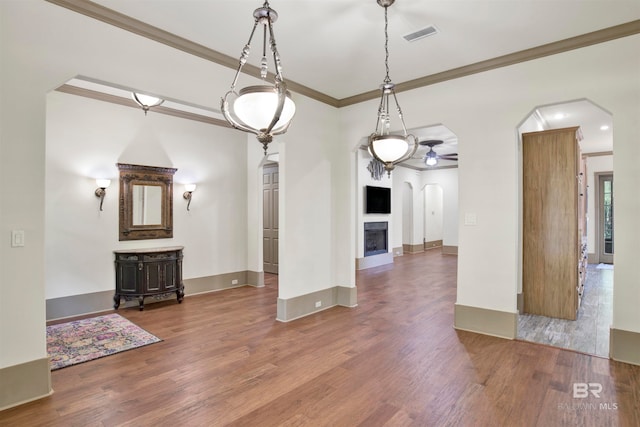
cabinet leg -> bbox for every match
[177,287,184,304]
[113,294,120,310]
[138,296,145,311]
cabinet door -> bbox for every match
[116,260,140,294]
[143,262,162,293]
[162,260,177,291]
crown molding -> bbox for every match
[340,20,640,107]
[56,84,231,127]
[45,0,339,107]
[583,151,614,158]
[398,163,458,172]
[46,1,639,109]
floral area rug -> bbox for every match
[47,313,161,370]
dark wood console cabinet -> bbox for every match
[114,246,184,310]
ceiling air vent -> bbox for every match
[403,25,438,42]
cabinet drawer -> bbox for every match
[116,254,140,262]
[143,252,177,262]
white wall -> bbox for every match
[0,1,350,373]
[391,166,420,251]
[360,157,458,255]
[341,35,640,327]
[265,93,345,300]
[356,148,393,257]
[1,0,639,384]
[373,165,459,251]
[402,182,413,246]
[45,91,248,299]
[422,168,459,247]
[424,184,444,243]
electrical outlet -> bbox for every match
[231,279,238,285]
[315,301,322,308]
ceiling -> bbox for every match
[86,0,639,101]
[397,98,613,170]
[53,1,637,169]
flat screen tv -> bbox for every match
[365,185,391,214]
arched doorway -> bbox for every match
[517,98,613,358]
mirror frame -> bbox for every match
[117,163,177,241]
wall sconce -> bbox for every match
[95,179,111,211]
[183,184,196,211]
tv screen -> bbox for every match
[366,185,391,214]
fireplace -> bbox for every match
[364,222,388,257]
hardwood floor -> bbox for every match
[1,251,639,426]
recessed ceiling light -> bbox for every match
[600,125,610,131]
[554,113,565,120]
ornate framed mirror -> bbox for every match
[117,163,177,241]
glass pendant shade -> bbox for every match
[425,153,438,166]
[370,135,411,163]
[232,85,296,132]
[221,1,295,154]
[367,0,417,176]
[132,93,164,115]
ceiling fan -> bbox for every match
[414,140,458,166]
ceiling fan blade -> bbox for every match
[438,155,458,160]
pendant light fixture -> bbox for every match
[424,147,438,166]
[221,1,296,155]
[132,93,164,115]
[368,0,417,176]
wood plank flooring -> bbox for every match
[1,251,639,426]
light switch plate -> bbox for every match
[11,230,25,247]
[464,213,477,226]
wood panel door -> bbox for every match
[263,164,279,274]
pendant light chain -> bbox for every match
[384,5,391,84]
[368,0,417,176]
[261,22,268,79]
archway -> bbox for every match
[517,98,613,357]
